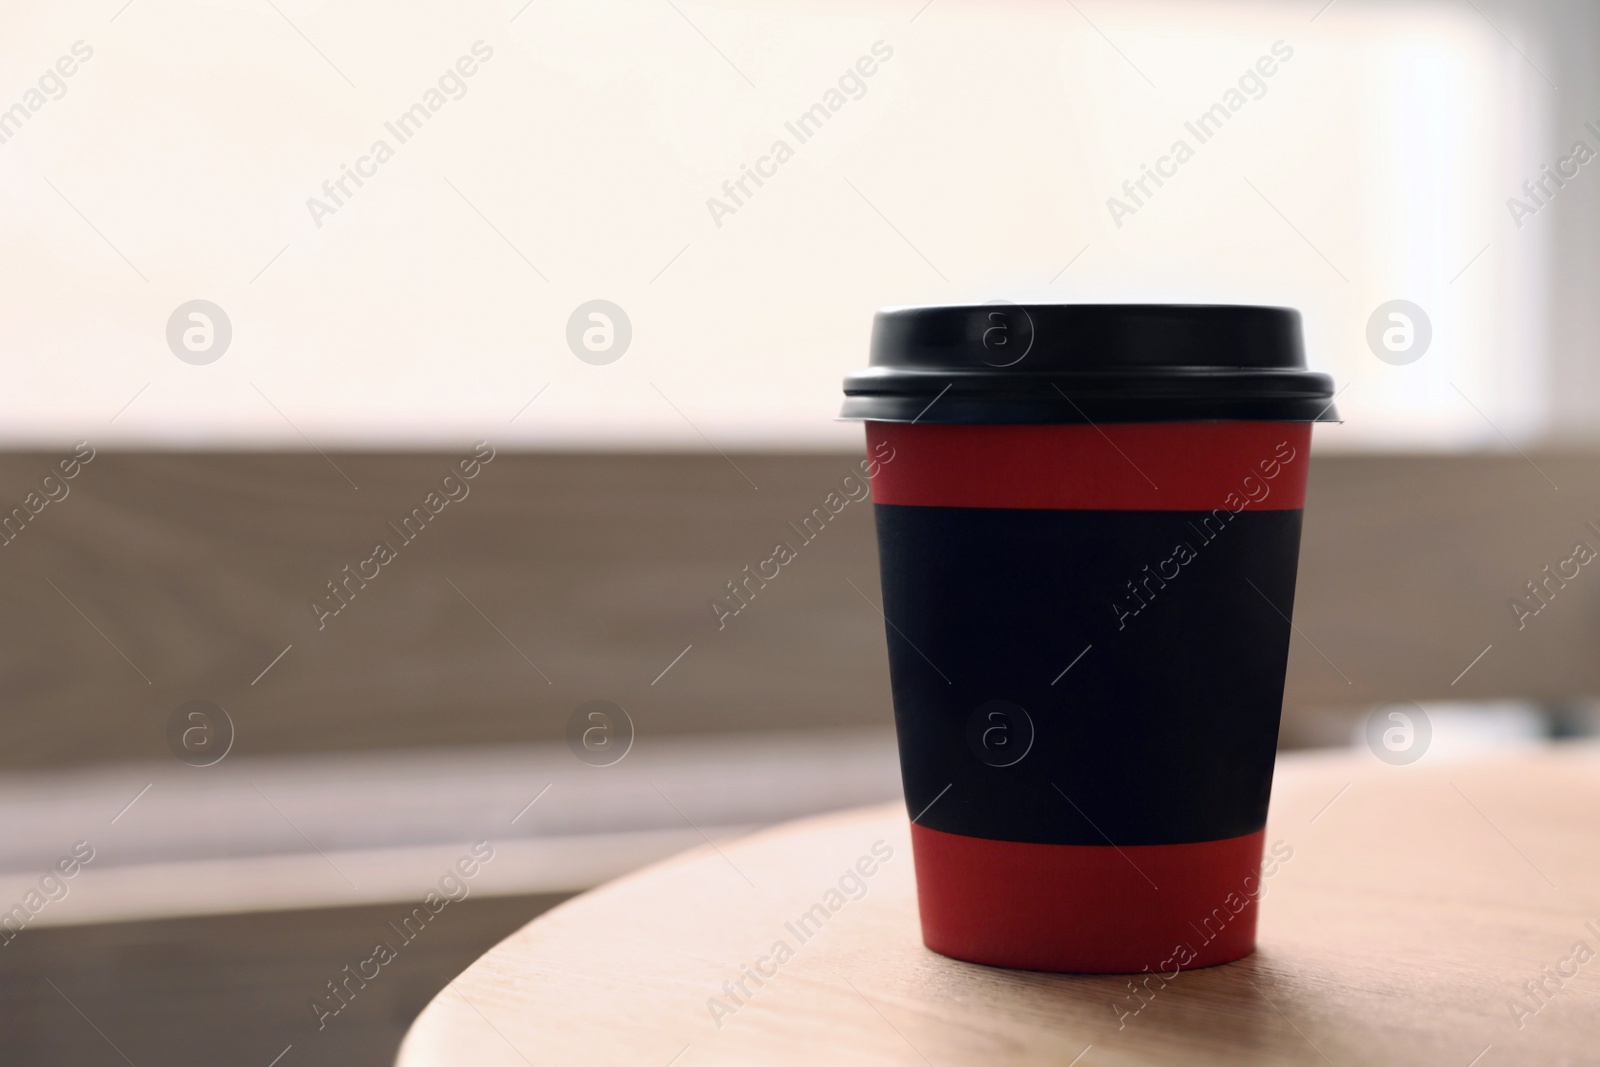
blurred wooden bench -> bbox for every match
[1,448,1596,769]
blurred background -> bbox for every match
[3,0,1600,1063]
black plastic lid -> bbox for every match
[841,303,1339,424]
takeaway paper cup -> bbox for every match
[842,303,1337,973]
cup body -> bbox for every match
[867,418,1311,973]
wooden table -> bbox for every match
[397,743,1600,1066]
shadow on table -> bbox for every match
[0,893,570,1067]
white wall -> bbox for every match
[0,0,1577,451]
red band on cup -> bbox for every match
[910,822,1264,973]
[868,422,1311,511]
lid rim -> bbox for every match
[839,398,1342,424]
[844,301,1337,425]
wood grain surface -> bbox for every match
[397,742,1600,1067]
[2,448,1598,769]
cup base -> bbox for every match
[910,823,1264,974]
